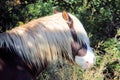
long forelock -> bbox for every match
[68,13,90,45]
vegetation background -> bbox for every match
[0,0,120,80]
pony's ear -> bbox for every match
[53,10,59,14]
[62,11,73,28]
[62,11,69,21]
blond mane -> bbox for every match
[0,12,89,71]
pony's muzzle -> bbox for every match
[85,61,94,68]
[85,56,96,69]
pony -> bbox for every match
[0,11,96,80]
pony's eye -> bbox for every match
[77,47,87,57]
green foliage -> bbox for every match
[1,0,119,35]
[0,0,53,31]
[21,2,53,22]
[101,38,120,80]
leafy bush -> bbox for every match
[0,0,53,31]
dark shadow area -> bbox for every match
[0,0,27,32]
[103,60,120,80]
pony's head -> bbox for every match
[62,11,96,69]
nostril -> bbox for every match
[86,61,93,68]
[86,61,89,66]
[86,61,89,64]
